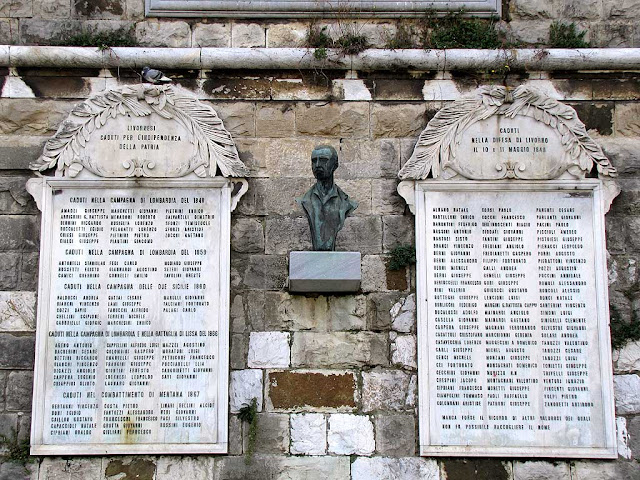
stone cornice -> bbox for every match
[1,47,640,71]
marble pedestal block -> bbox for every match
[289,251,361,293]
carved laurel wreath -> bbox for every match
[30,84,249,178]
[398,85,617,180]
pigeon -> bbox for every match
[142,66,172,84]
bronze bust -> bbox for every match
[297,145,358,251]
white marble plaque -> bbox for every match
[415,181,617,457]
[31,179,231,455]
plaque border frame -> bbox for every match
[31,177,231,456]
[415,179,617,459]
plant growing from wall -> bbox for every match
[383,22,417,50]
[238,398,258,464]
[549,21,589,48]
[420,11,504,49]
[58,28,139,50]
[388,244,416,271]
[610,305,640,350]
[0,428,31,468]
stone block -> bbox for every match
[361,255,387,292]
[0,99,74,135]
[202,75,271,100]
[242,413,289,454]
[627,414,640,457]
[135,20,191,47]
[362,369,414,412]
[507,20,553,45]
[230,333,247,370]
[295,102,369,138]
[213,455,350,480]
[39,457,102,480]
[0,291,35,331]
[617,417,632,459]
[156,456,214,480]
[243,255,288,290]
[372,179,404,215]
[371,103,427,138]
[605,0,640,18]
[210,101,255,138]
[390,293,416,333]
[600,138,640,178]
[0,253,19,290]
[231,23,265,47]
[615,341,640,373]
[291,332,388,368]
[265,217,311,255]
[0,461,37,480]
[0,136,47,170]
[590,21,634,48]
[72,0,123,18]
[367,292,403,330]
[561,0,603,20]
[255,103,295,137]
[229,369,263,413]
[391,334,417,369]
[289,251,361,293]
[374,415,416,456]
[124,0,144,19]
[0,413,17,439]
[290,413,327,455]
[33,0,71,19]
[6,370,33,411]
[329,295,366,331]
[327,414,374,455]
[19,19,84,45]
[352,457,439,479]
[568,102,614,135]
[339,139,400,179]
[509,0,557,19]
[513,461,571,480]
[615,103,640,137]
[104,458,156,480]
[335,217,382,254]
[573,460,640,480]
[0,0,32,18]
[441,459,512,480]
[267,370,357,411]
[382,215,414,253]
[614,374,640,414]
[192,22,231,47]
[231,218,264,253]
[0,216,39,251]
[228,414,243,455]
[18,252,38,290]
[266,22,308,47]
[246,291,267,330]
[247,331,290,368]
[0,19,18,45]
[0,176,38,215]
[0,333,34,368]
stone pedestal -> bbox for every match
[289,251,361,293]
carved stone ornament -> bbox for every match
[30,84,249,179]
[397,85,619,213]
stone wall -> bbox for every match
[0,62,640,479]
[1,0,640,48]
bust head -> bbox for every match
[311,145,338,182]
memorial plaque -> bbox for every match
[28,84,248,455]
[398,86,619,458]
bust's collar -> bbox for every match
[312,182,339,204]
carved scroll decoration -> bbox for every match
[398,85,617,182]
[30,84,249,179]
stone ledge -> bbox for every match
[1,46,640,71]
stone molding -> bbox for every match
[1,46,640,71]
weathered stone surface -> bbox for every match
[229,369,263,413]
[591,21,634,47]
[231,218,264,253]
[374,415,416,456]
[295,103,369,138]
[0,176,38,215]
[390,293,416,333]
[19,19,84,45]
[210,101,255,138]
[124,0,144,19]
[202,75,271,100]
[507,20,553,45]
[561,0,603,19]
[39,457,102,480]
[0,461,37,480]
[327,414,374,455]
[614,374,640,414]
[0,0,32,18]
[0,291,35,331]
[214,455,350,480]
[352,457,439,480]
[0,99,74,135]
[291,332,388,367]
[247,331,290,368]
[362,369,414,412]
[510,0,557,19]
[267,370,357,410]
[72,0,123,18]
[290,413,327,455]
[267,22,307,47]
[265,217,311,254]
[0,216,39,251]
[243,255,288,290]
[334,216,382,254]
[0,412,17,439]
[0,136,47,170]
[6,370,33,411]
[0,253,20,290]
[255,103,295,137]
[600,137,640,177]
[441,459,512,480]
[230,333,247,369]
[105,458,156,480]
[228,414,243,455]
[135,20,191,47]
[372,179,404,215]
[156,456,214,480]
[605,0,640,18]
[615,341,640,373]
[391,333,417,369]
[339,139,399,179]
[513,461,571,480]
[615,103,640,136]
[573,460,640,480]
[231,23,265,47]
[617,416,632,459]
[18,252,38,290]
[627,414,640,458]
[192,22,230,47]
[362,255,387,293]
[33,0,71,19]
[0,333,34,368]
[0,19,18,44]
[243,413,289,454]
[367,292,403,331]
[371,103,427,138]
